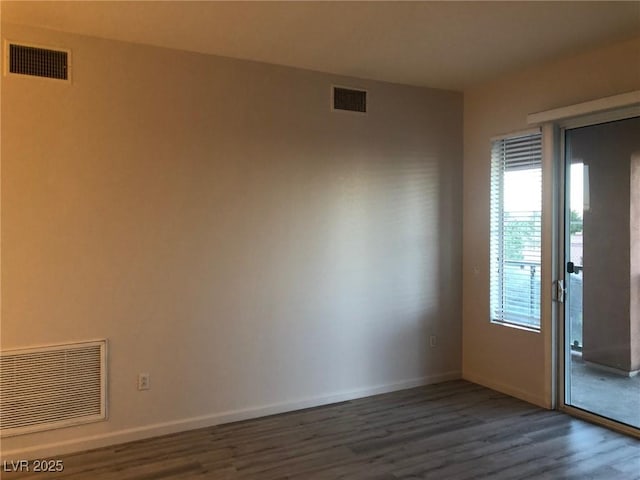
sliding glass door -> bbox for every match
[563,116,640,429]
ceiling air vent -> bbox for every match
[6,42,70,81]
[333,86,367,113]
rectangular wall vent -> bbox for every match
[333,86,367,113]
[6,42,70,81]
[0,340,106,437]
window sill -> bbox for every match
[491,319,541,333]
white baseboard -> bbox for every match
[462,370,550,409]
[2,370,460,461]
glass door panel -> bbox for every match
[564,116,640,429]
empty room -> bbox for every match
[1,1,639,479]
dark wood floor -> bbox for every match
[5,380,640,479]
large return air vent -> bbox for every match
[333,86,367,113]
[6,42,70,81]
[0,340,106,437]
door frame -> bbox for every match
[554,109,640,438]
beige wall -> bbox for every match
[1,23,463,457]
[463,36,640,406]
[631,152,640,372]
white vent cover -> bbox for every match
[0,340,106,437]
[4,41,71,81]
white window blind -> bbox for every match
[490,131,542,330]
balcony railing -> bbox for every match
[502,260,541,326]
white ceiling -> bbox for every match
[2,1,639,90]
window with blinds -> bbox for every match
[490,131,542,330]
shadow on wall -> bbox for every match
[315,155,445,386]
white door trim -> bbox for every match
[528,90,640,126]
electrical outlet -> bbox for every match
[430,335,437,347]
[138,373,150,391]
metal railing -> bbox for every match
[503,260,541,324]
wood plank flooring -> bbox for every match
[4,380,639,479]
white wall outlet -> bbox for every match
[430,335,437,347]
[138,373,150,390]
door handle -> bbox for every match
[555,280,566,303]
[567,261,583,274]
